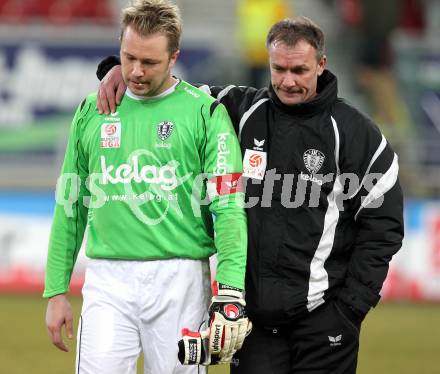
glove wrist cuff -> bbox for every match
[213,281,244,299]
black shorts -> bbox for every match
[231,299,362,374]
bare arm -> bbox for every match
[97,65,126,115]
[45,294,74,352]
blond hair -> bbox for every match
[120,0,182,54]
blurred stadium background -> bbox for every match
[0,0,439,373]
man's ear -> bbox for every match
[169,49,180,68]
[317,55,327,76]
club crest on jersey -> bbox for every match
[101,123,121,148]
[157,121,174,141]
[303,149,325,174]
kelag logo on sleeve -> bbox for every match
[214,132,230,175]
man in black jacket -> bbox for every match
[96,17,404,374]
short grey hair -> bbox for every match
[266,17,325,60]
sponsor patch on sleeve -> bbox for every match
[207,172,244,199]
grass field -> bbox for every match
[1,295,439,374]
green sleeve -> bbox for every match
[43,100,90,298]
[203,102,247,290]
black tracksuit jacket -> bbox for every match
[98,60,404,328]
[207,70,404,327]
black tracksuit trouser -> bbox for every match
[231,299,362,374]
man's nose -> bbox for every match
[132,62,144,77]
[282,73,297,87]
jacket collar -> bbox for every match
[268,69,338,117]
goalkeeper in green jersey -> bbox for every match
[44,1,249,373]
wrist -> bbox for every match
[49,293,67,301]
[213,281,243,299]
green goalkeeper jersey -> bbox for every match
[44,80,247,298]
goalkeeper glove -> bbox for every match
[207,282,252,363]
[178,327,212,365]
[177,282,252,366]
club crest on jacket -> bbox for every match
[303,149,325,174]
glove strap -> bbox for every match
[213,281,244,299]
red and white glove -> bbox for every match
[178,328,212,365]
[177,282,252,366]
[207,282,252,363]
